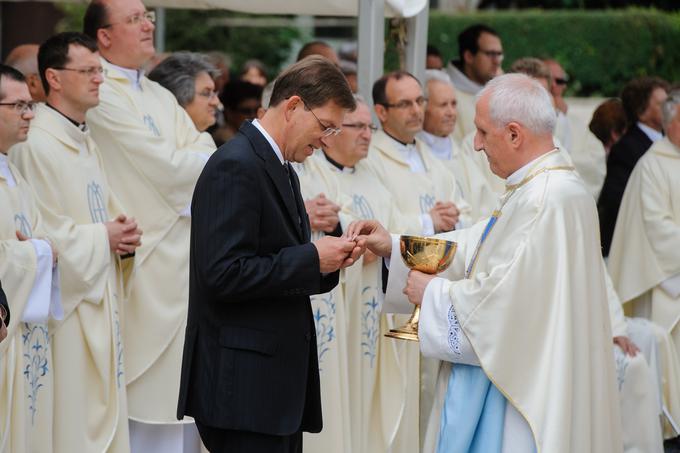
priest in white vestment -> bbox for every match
[347,74,623,453]
[317,97,426,453]
[10,33,143,452]
[0,65,61,453]
[369,71,473,447]
[418,70,498,222]
[609,91,680,437]
[83,1,215,450]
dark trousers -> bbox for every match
[196,421,303,453]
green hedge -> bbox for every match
[427,9,680,96]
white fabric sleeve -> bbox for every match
[383,234,413,314]
[420,214,435,236]
[604,266,628,338]
[419,276,479,365]
[179,152,211,217]
[21,239,62,323]
[660,273,680,299]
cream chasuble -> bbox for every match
[452,89,476,144]
[315,153,422,453]
[292,152,352,453]
[418,131,498,222]
[554,113,606,200]
[608,137,680,436]
[367,129,472,448]
[0,160,56,453]
[86,58,215,424]
[386,150,623,452]
[10,104,131,452]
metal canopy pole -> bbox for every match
[404,1,429,84]
[357,0,385,109]
[154,7,166,53]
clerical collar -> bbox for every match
[383,130,415,147]
[417,131,452,160]
[447,61,484,95]
[252,119,285,165]
[106,60,144,91]
[321,150,355,174]
[46,103,87,131]
[637,121,663,143]
[506,149,559,186]
[0,153,17,187]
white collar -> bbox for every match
[418,131,452,160]
[0,153,17,187]
[252,119,285,165]
[446,62,484,95]
[107,61,144,92]
[505,152,554,186]
[637,121,663,143]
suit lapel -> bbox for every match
[240,122,304,240]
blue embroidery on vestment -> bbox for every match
[312,292,336,372]
[447,305,462,357]
[352,194,375,220]
[22,322,49,425]
[87,181,108,223]
[143,114,161,137]
[419,193,436,214]
[14,213,32,238]
[361,287,380,368]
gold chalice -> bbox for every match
[385,235,457,341]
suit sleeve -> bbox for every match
[192,149,335,302]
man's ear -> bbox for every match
[506,122,523,148]
[97,28,111,50]
[44,68,61,93]
[374,104,388,123]
[463,49,474,66]
[283,95,301,122]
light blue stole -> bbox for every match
[436,364,506,453]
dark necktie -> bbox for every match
[283,162,302,227]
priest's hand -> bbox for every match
[314,236,364,273]
[613,336,639,357]
[344,220,391,258]
[16,230,58,266]
[305,194,341,233]
[404,270,435,306]
[430,201,460,233]
[106,214,143,255]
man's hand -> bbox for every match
[0,307,7,343]
[404,270,436,307]
[430,201,460,233]
[344,220,391,258]
[313,236,364,273]
[614,336,639,357]
[305,194,341,233]
[105,214,143,255]
[17,230,58,266]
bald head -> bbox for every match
[297,41,339,66]
[4,44,46,102]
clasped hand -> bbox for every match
[106,214,143,255]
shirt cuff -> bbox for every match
[21,239,62,323]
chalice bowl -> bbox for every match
[385,235,457,341]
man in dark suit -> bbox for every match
[0,280,8,343]
[177,56,361,453]
[598,76,668,256]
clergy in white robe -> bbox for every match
[371,71,473,448]
[0,68,60,453]
[319,98,426,453]
[608,94,680,435]
[292,149,353,453]
[11,83,139,451]
[84,3,215,448]
[348,74,623,453]
[419,70,498,222]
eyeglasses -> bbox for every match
[342,123,378,132]
[54,66,104,77]
[301,100,341,137]
[103,10,155,28]
[196,89,218,100]
[554,77,569,86]
[382,97,427,110]
[478,49,504,60]
[0,101,37,115]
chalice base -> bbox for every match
[384,324,419,341]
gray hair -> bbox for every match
[477,73,556,135]
[148,51,219,107]
[423,69,453,98]
[662,90,680,127]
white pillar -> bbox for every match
[404,1,429,84]
[357,0,385,109]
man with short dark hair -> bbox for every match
[83,0,216,450]
[0,63,60,453]
[445,24,503,142]
[598,76,669,256]
[11,31,142,453]
[296,41,339,65]
[177,55,362,453]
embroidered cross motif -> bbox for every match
[87,181,108,223]
[419,193,436,214]
[143,114,161,137]
[14,213,33,238]
[352,194,375,220]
